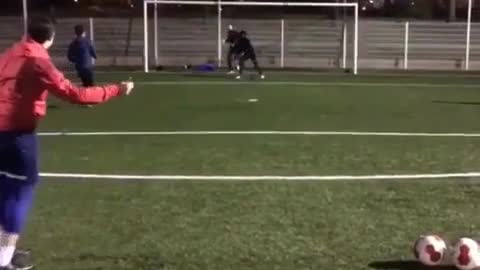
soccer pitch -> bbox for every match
[27,71,480,270]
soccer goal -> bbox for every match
[143,0,359,74]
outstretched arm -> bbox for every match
[35,58,125,105]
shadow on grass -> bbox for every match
[369,260,456,270]
[432,100,480,106]
[181,72,228,78]
[56,253,165,270]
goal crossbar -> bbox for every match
[144,0,358,7]
[143,0,359,74]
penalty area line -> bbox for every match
[37,130,480,137]
[39,172,480,181]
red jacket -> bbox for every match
[0,38,122,132]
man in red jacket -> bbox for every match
[0,17,134,270]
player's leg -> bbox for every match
[0,184,35,270]
[79,68,94,87]
[227,47,235,74]
[249,52,264,79]
[236,54,247,79]
[233,53,240,71]
[75,66,86,87]
[77,68,94,108]
[0,133,38,270]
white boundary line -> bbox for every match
[135,81,480,88]
[40,172,480,181]
[38,130,480,137]
[71,69,480,79]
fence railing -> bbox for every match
[1,16,480,71]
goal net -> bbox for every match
[143,0,358,74]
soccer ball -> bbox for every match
[453,238,480,270]
[414,235,447,266]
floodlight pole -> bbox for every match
[217,0,222,68]
[23,0,28,35]
[404,21,409,70]
[89,17,95,65]
[144,0,149,72]
[466,0,472,71]
[154,2,159,66]
[342,23,347,69]
[281,19,285,68]
[89,18,94,43]
[353,3,358,75]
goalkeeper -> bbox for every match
[233,30,264,79]
[225,25,240,74]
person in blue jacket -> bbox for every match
[68,25,97,87]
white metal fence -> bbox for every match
[3,16,480,71]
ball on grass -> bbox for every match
[413,235,447,266]
[453,238,480,270]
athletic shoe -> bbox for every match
[10,250,34,270]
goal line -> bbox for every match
[37,130,480,137]
[40,172,480,181]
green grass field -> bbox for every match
[24,71,480,270]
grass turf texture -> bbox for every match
[27,71,480,269]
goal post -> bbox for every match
[143,0,359,75]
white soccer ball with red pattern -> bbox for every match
[453,238,480,270]
[414,235,447,266]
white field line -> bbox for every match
[37,130,480,137]
[133,80,480,88]
[39,172,480,181]
[84,70,480,79]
